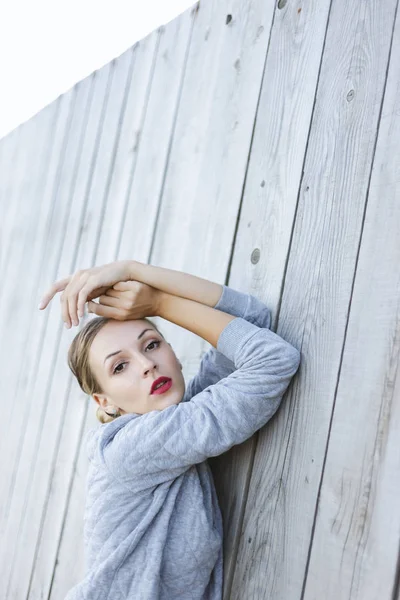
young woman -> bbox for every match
[38,260,301,600]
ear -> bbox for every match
[92,393,108,408]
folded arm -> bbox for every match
[96,291,300,493]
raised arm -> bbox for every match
[126,262,273,398]
[127,260,224,310]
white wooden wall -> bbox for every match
[1,0,399,598]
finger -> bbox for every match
[86,285,112,302]
[38,277,71,309]
[112,281,134,291]
[60,289,71,328]
[77,279,96,319]
[62,275,85,327]
[88,301,126,320]
[102,288,122,299]
[97,294,123,308]
[61,272,86,328]
[68,272,95,322]
[68,287,80,326]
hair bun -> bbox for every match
[96,406,115,424]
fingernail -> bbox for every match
[38,301,44,309]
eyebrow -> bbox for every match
[103,328,156,364]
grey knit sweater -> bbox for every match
[65,285,301,599]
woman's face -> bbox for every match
[89,319,185,416]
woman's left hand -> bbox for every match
[38,260,134,328]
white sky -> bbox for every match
[0,0,195,139]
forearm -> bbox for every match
[156,292,236,348]
[127,260,223,308]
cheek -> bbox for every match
[109,372,137,393]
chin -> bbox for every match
[161,395,182,407]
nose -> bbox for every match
[138,355,158,374]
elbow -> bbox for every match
[283,341,301,370]
[293,347,301,370]
[288,347,301,378]
[278,345,301,382]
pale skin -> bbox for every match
[89,318,186,416]
[38,260,235,416]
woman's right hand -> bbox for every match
[87,280,161,321]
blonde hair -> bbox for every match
[67,315,164,424]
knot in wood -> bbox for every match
[251,248,261,264]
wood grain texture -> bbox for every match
[303,5,400,599]
[0,76,93,598]
[211,0,333,594]
[0,94,73,526]
[0,127,21,276]
[229,0,399,598]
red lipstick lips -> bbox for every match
[151,377,172,395]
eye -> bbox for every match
[147,339,162,351]
[112,340,161,375]
[113,362,126,375]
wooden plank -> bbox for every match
[0,93,72,478]
[0,105,56,307]
[103,9,195,265]
[0,75,95,597]
[5,48,137,598]
[0,91,74,531]
[229,0,399,598]
[0,102,59,449]
[0,127,21,276]
[303,6,400,598]
[0,123,30,280]
[0,109,59,483]
[0,117,42,371]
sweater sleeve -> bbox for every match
[183,285,272,401]
[99,316,301,493]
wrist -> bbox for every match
[126,260,223,308]
[126,259,143,280]
[154,291,168,318]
